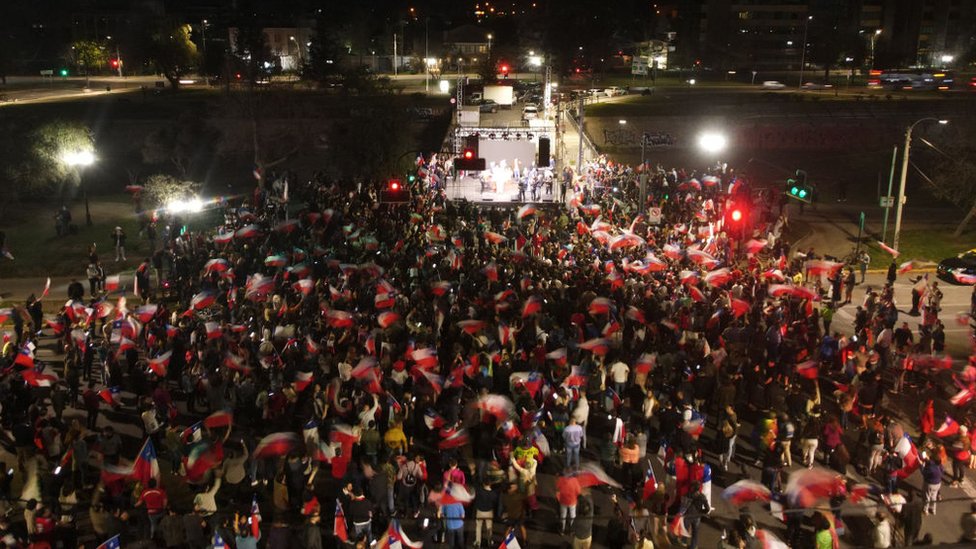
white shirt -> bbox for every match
[609,361,630,384]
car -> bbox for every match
[937,248,976,284]
[761,80,786,90]
[969,76,976,90]
[478,99,498,113]
[588,88,605,97]
[801,82,833,90]
[469,92,483,103]
[605,86,627,97]
[521,104,539,121]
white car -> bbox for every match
[801,82,833,90]
[761,80,786,90]
[521,104,539,121]
[605,86,626,97]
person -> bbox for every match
[563,417,583,470]
[440,499,465,549]
[900,490,923,546]
[347,487,372,544]
[86,263,100,297]
[859,251,870,284]
[921,453,943,514]
[556,471,581,535]
[679,481,710,549]
[135,479,167,539]
[473,480,498,547]
[111,226,126,262]
[961,502,976,543]
[571,494,593,549]
[872,512,892,548]
[159,508,185,549]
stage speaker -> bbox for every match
[537,137,551,167]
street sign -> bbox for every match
[879,196,894,208]
[39,70,53,76]
[646,207,662,225]
[631,58,648,76]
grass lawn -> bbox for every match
[863,227,974,269]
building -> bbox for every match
[443,24,491,64]
[228,26,312,71]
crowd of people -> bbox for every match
[0,151,974,549]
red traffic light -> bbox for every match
[730,209,743,222]
[463,148,475,160]
[388,179,402,192]
[110,59,119,68]
[500,64,509,74]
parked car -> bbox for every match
[605,86,627,97]
[937,248,976,283]
[521,104,539,121]
[469,92,483,103]
[479,99,499,113]
[588,88,605,97]
[761,80,786,90]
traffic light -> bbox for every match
[500,63,510,78]
[785,178,813,203]
[380,179,409,203]
[59,69,68,77]
[725,200,748,237]
[730,208,743,222]
[110,59,119,69]
[457,135,485,171]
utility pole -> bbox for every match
[116,44,123,77]
[798,15,812,88]
[393,33,398,76]
[425,17,430,93]
[576,95,584,170]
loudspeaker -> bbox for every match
[537,137,551,167]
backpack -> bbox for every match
[693,493,710,516]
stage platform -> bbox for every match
[445,174,564,205]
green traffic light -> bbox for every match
[798,189,808,198]
[791,186,800,196]
[408,175,416,183]
[60,69,69,76]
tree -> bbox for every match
[1,119,93,201]
[142,111,220,179]
[71,40,107,87]
[305,5,347,83]
[142,174,201,209]
[923,126,976,237]
[146,20,198,89]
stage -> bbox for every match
[445,173,563,204]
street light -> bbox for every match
[892,118,948,252]
[798,15,813,89]
[870,29,882,69]
[697,131,728,154]
[62,150,96,226]
[487,34,493,56]
[940,54,954,65]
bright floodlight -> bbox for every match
[166,196,204,214]
[698,132,728,154]
[62,150,95,166]
[940,54,954,64]
[438,79,450,93]
[528,55,542,67]
[938,119,948,124]
[618,119,627,125]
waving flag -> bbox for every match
[578,338,609,356]
[134,304,159,323]
[877,241,900,258]
[730,298,750,319]
[642,462,658,500]
[146,351,172,377]
[375,292,396,309]
[935,416,960,438]
[687,249,718,268]
[679,270,699,285]
[762,269,785,282]
[235,224,262,239]
[22,367,58,388]
[438,428,470,449]
[457,320,486,334]
[254,432,300,459]
[721,480,772,506]
[104,275,121,293]
[377,311,401,328]
[431,482,475,506]
[951,387,976,407]
[476,394,514,423]
[411,347,438,369]
[132,438,160,486]
[245,274,275,302]
[609,233,646,250]
[250,494,261,538]
[516,204,537,220]
[292,279,314,296]
[588,297,613,316]
[784,467,846,508]
[795,360,819,380]
[483,261,499,282]
[756,529,789,549]
[575,462,622,488]
[430,281,451,296]
[499,530,522,549]
[204,410,233,429]
[333,499,349,542]
[98,387,122,406]
[350,357,377,379]
[704,268,732,288]
[635,353,656,374]
[744,239,768,255]
[95,534,121,549]
[189,291,217,311]
[378,519,421,549]
[484,231,508,245]
[13,348,34,369]
[424,409,446,430]
[325,310,355,328]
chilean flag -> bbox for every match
[484,231,508,245]
[254,432,300,459]
[432,482,475,505]
[293,371,315,392]
[95,535,121,549]
[546,347,568,366]
[378,519,421,549]
[935,416,960,438]
[98,387,122,406]
[578,337,610,356]
[235,224,262,239]
[22,367,58,388]
[430,281,451,296]
[784,467,847,507]
[516,204,537,220]
[292,279,314,296]
[132,438,160,486]
[521,296,542,318]
[642,462,658,500]
[375,293,396,309]
[721,479,772,506]
[250,495,261,539]
[877,240,900,258]
[457,319,486,334]
[730,298,750,319]
[625,306,646,324]
[499,530,522,549]
[334,500,348,542]
[564,365,587,387]
[104,275,121,293]
[189,291,217,311]
[476,394,514,423]
[204,322,222,340]
[146,351,172,377]
[350,357,377,379]
[378,311,401,328]
[13,348,34,369]
[635,353,656,374]
[483,261,499,282]
[424,409,446,430]
[411,347,438,369]
[575,462,622,488]
[795,360,819,380]
[438,428,470,449]
[498,322,513,346]
[325,310,355,328]
[704,268,732,288]
[305,336,320,355]
[134,304,159,323]
[892,435,920,480]
[587,297,613,316]
[204,410,234,429]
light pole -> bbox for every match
[62,150,96,226]
[487,34,493,57]
[870,28,881,70]
[798,15,812,89]
[425,17,430,93]
[892,118,948,252]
